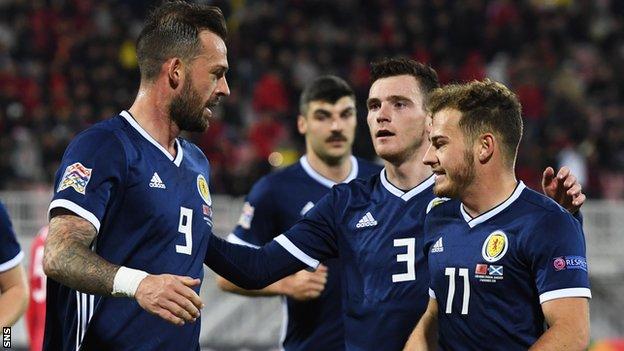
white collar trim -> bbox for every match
[120,110,183,167]
[299,155,358,188]
[460,181,526,228]
[380,168,435,201]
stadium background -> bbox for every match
[0,0,623,349]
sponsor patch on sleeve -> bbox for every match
[57,162,92,195]
[553,256,588,272]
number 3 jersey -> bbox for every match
[275,169,436,351]
[424,182,591,350]
[45,111,213,351]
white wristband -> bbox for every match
[112,266,149,298]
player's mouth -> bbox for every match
[375,129,395,140]
[431,168,446,181]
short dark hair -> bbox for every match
[428,79,524,167]
[299,75,355,115]
[136,1,227,82]
[370,57,440,106]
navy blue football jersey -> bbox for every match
[271,170,436,351]
[45,111,213,351]
[0,202,23,273]
[229,155,380,351]
[424,182,591,350]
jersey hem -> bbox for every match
[0,251,24,272]
[539,287,592,304]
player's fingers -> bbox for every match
[162,295,199,322]
[172,287,202,317]
[308,273,327,285]
[573,193,586,207]
[542,166,555,186]
[175,283,204,310]
[316,264,328,273]
[179,276,201,287]
[557,166,570,180]
[567,184,582,196]
[156,308,185,326]
[563,175,577,189]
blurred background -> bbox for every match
[0,0,623,350]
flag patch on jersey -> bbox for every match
[552,256,587,272]
[57,162,92,195]
[474,263,504,282]
[238,202,255,229]
[355,212,377,228]
[431,237,444,253]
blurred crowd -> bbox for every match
[0,0,623,198]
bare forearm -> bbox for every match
[0,284,28,326]
[531,298,590,351]
[404,300,438,351]
[529,324,588,351]
[44,214,119,296]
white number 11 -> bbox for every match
[444,267,470,315]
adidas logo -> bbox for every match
[149,172,166,189]
[356,212,378,228]
[431,237,444,253]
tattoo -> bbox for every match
[44,212,119,296]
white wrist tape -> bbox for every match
[112,266,149,298]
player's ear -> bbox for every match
[297,114,307,135]
[478,133,495,163]
[166,57,184,90]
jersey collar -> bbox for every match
[460,181,526,228]
[300,155,358,189]
[120,110,184,167]
[380,168,435,202]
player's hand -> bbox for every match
[134,274,203,326]
[541,166,586,214]
[282,264,328,301]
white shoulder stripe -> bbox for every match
[274,234,320,269]
[226,233,260,249]
[0,251,24,272]
[539,287,592,304]
[49,199,101,233]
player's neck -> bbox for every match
[128,85,180,156]
[383,145,432,191]
[460,171,518,218]
[305,151,353,183]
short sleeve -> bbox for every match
[273,188,340,269]
[0,202,23,272]
[48,129,127,233]
[524,211,591,304]
[230,177,277,247]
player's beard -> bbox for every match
[434,149,476,198]
[169,77,209,133]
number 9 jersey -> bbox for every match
[45,111,213,351]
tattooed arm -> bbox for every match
[43,211,116,295]
[43,209,204,325]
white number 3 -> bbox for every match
[392,238,416,282]
[176,207,193,255]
